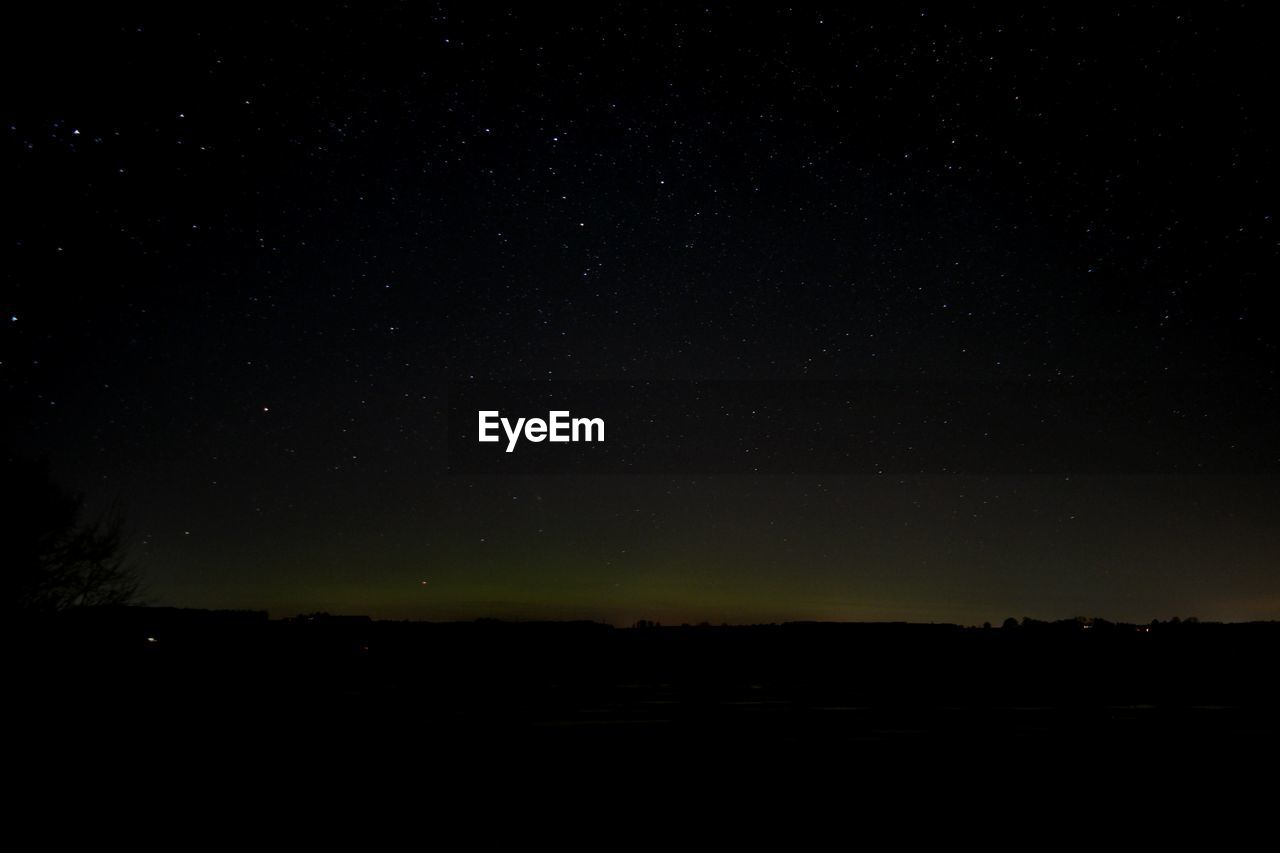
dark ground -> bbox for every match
[14,608,1279,776]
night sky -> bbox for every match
[3,4,1277,625]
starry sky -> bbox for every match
[3,4,1277,624]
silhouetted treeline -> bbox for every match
[17,606,1280,710]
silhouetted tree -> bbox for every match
[2,456,142,615]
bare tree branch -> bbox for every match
[3,457,144,614]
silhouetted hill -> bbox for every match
[15,607,1280,723]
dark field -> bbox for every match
[15,609,1280,779]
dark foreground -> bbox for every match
[14,608,1280,784]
